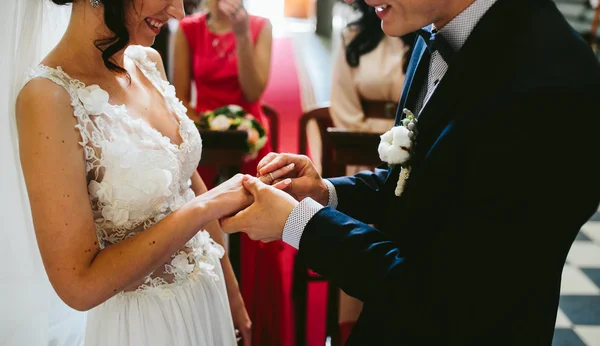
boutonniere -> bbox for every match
[378,109,418,196]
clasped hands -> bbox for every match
[213,153,330,242]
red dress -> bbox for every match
[179,13,287,346]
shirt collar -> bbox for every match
[432,0,498,52]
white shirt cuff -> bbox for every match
[323,179,338,209]
[281,198,324,250]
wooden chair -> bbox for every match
[294,105,337,346]
[298,105,334,176]
[326,128,383,177]
[591,1,600,52]
[261,104,280,152]
[294,105,386,346]
[361,100,398,120]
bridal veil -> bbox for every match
[0,1,86,345]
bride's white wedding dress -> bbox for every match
[27,46,237,346]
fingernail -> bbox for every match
[283,178,292,185]
[288,163,295,169]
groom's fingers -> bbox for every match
[221,200,253,234]
[258,163,295,185]
[220,213,243,234]
[272,178,292,190]
[257,152,278,172]
[241,176,268,197]
[258,154,299,177]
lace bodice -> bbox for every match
[27,46,225,298]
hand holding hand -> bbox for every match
[221,175,298,242]
[257,153,330,206]
[196,174,252,221]
[197,163,296,221]
[218,0,249,38]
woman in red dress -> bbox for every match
[174,2,287,345]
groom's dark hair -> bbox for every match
[51,0,130,77]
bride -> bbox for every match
[14,0,291,345]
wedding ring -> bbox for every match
[269,172,275,182]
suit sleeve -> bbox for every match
[297,88,600,305]
[327,167,394,225]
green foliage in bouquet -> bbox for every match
[196,105,268,159]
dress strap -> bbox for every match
[26,65,89,120]
[26,65,106,163]
[126,46,168,92]
[126,46,184,120]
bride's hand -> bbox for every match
[196,174,252,221]
[198,163,296,220]
[229,292,252,346]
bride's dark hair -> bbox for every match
[51,0,130,75]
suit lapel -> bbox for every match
[411,0,550,165]
[395,37,428,126]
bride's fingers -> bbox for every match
[241,327,252,346]
[257,163,295,185]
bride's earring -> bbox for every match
[90,0,101,8]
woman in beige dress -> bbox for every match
[307,1,415,177]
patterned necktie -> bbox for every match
[415,28,456,65]
[413,29,455,113]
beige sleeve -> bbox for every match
[329,36,371,132]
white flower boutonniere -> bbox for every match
[378,109,418,197]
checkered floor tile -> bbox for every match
[553,212,600,346]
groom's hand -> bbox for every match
[221,175,298,242]
[257,153,329,206]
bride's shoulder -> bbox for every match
[18,73,73,115]
[128,45,162,64]
[127,45,167,80]
[16,75,79,139]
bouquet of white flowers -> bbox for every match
[196,105,268,160]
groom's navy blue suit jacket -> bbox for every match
[298,0,600,344]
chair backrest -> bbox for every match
[591,4,600,52]
[298,105,335,177]
[326,128,383,176]
[261,104,279,153]
[361,100,397,119]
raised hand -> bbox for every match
[217,0,249,38]
[257,153,330,206]
[221,175,299,242]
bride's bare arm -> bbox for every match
[16,80,250,312]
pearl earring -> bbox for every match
[90,0,101,8]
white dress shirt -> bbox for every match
[281,0,498,250]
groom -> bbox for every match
[222,0,600,344]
